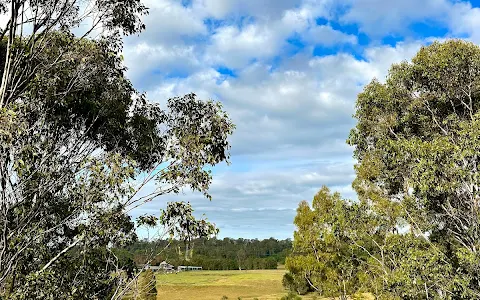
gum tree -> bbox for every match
[349,39,480,298]
[0,1,235,298]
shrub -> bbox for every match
[281,291,302,300]
[282,273,310,295]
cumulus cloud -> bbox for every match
[206,24,283,68]
[137,0,207,43]
[123,43,202,85]
[122,0,480,238]
[192,0,303,20]
[338,0,451,37]
[448,2,480,43]
[146,40,422,160]
[305,24,358,46]
[123,0,358,77]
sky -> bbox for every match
[124,0,480,240]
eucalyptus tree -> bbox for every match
[285,186,367,299]
[285,187,457,300]
[348,39,480,298]
[286,40,480,300]
[0,0,235,298]
[159,201,219,261]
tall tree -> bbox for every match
[0,1,235,298]
[348,39,480,298]
[236,248,247,270]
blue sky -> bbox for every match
[124,0,480,240]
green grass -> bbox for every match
[155,269,313,300]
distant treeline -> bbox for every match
[116,237,292,271]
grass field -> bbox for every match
[155,269,317,300]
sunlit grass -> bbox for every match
[154,269,369,300]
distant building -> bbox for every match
[142,264,161,271]
[177,265,202,272]
[139,262,202,273]
[139,261,175,273]
[159,261,175,273]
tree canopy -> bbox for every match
[0,0,235,298]
[286,40,480,299]
[285,187,369,298]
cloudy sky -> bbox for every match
[125,0,480,240]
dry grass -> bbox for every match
[156,269,298,300]
[154,269,374,300]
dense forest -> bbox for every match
[117,238,292,271]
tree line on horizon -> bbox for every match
[116,237,292,272]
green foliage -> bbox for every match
[285,186,367,299]
[123,237,291,271]
[282,273,309,295]
[280,291,302,300]
[0,16,234,300]
[347,39,480,298]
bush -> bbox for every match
[281,291,302,300]
[282,273,310,295]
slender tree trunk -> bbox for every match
[0,0,17,108]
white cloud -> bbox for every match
[305,24,358,46]
[123,43,202,83]
[146,40,423,163]
[363,42,423,79]
[449,2,480,43]
[193,0,235,19]
[139,0,207,43]
[339,0,451,37]
[123,0,358,80]
[199,0,345,69]
[192,0,303,20]
[121,0,480,239]
[206,24,282,68]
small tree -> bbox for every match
[285,186,366,299]
[159,201,219,261]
